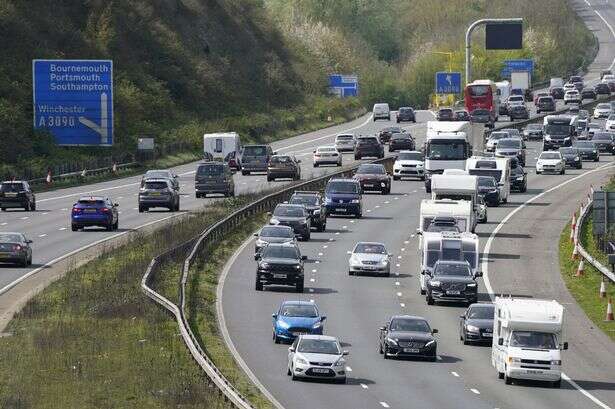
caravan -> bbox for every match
[466,156,511,204]
[203,132,242,170]
[419,199,474,234]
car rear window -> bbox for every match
[243,146,268,156]
[336,135,353,140]
[0,183,25,192]
[357,137,379,144]
[197,164,224,176]
[391,133,410,140]
[144,181,168,189]
[78,199,105,205]
[260,226,294,238]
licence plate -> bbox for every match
[447,290,461,295]
[312,368,329,373]
[403,348,419,353]
[150,192,161,196]
[483,333,493,337]
[363,184,373,188]
[84,209,97,213]
[0,254,10,258]
[273,274,286,279]
[335,208,347,212]
[527,370,543,374]
[5,193,17,197]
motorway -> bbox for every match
[0,0,614,407]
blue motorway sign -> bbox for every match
[33,60,113,146]
[329,74,359,97]
[435,72,462,94]
[500,59,534,78]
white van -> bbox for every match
[373,103,391,121]
[203,132,242,170]
[550,77,564,88]
[466,156,511,204]
[492,297,568,388]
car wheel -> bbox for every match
[20,256,28,267]
[291,367,298,381]
[113,220,119,230]
[354,155,360,160]
[498,371,505,380]
[383,346,390,359]
[561,168,566,175]
[30,201,36,211]
[348,270,354,276]
[195,193,201,199]
[255,276,263,291]
[0,208,5,212]
[71,224,79,232]
[595,157,600,162]
[420,288,426,295]
[356,212,362,219]
[337,377,347,384]
[242,170,250,176]
[426,293,435,305]
[287,366,291,376]
[106,223,114,231]
[273,331,280,344]
[393,175,400,181]
[296,280,304,293]
[504,372,513,385]
[267,176,273,182]
[313,163,319,168]
[379,342,383,354]
[429,355,437,362]
[139,206,145,213]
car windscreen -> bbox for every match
[510,331,556,349]
[489,133,507,140]
[326,181,359,194]
[471,109,489,115]
[145,171,170,179]
[354,243,386,254]
[290,195,318,206]
[336,135,353,141]
[469,169,502,181]
[540,152,561,160]
[497,139,521,149]
[597,104,610,109]
[357,138,379,145]
[399,108,413,113]
[434,263,471,276]
[356,165,385,175]
[398,152,422,161]
[478,177,496,188]
[426,140,467,160]
[574,142,594,148]
[439,109,453,114]
[270,156,292,164]
[280,304,318,318]
[144,181,168,190]
[383,127,402,133]
[260,226,294,238]
[0,233,23,243]
[391,133,410,140]
[243,146,267,156]
[468,306,495,319]
[389,318,430,333]
[262,246,300,259]
[273,206,305,217]
[468,85,489,97]
[297,339,339,355]
[0,183,25,192]
[426,224,460,233]
[197,164,223,176]
[544,124,571,135]
[559,148,576,155]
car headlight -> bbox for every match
[508,357,522,364]
[550,360,562,366]
[466,283,477,288]
[385,337,398,346]
[259,262,270,269]
[564,137,571,141]
[545,135,552,141]
[255,239,266,247]
[429,280,441,287]
[424,340,436,348]
[594,150,598,153]
[417,163,424,167]
[381,260,389,265]
[277,320,290,329]
[312,321,322,329]
[333,358,346,367]
[516,176,524,181]
[294,264,301,270]
[351,199,360,204]
[575,156,580,161]
[313,209,320,215]
[466,325,480,333]
[325,198,332,204]
[270,218,280,225]
[380,182,386,187]
[295,357,309,365]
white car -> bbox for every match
[373,103,391,121]
[602,74,615,84]
[536,151,565,174]
[564,90,581,104]
[313,146,342,167]
[334,133,356,152]
[594,103,612,119]
[393,150,424,180]
[605,114,615,131]
[506,95,525,109]
[287,335,348,383]
[485,131,509,152]
[563,82,576,91]
[348,242,391,276]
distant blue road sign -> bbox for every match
[500,59,534,79]
[33,59,113,146]
[435,72,462,94]
[329,74,359,98]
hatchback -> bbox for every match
[71,196,119,231]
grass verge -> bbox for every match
[559,218,615,341]
[0,196,269,408]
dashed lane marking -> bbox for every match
[58,227,66,231]
[400,303,405,308]
[451,371,460,377]
[345,366,352,372]
[470,389,480,395]
[380,402,390,408]
[20,217,28,220]
[38,234,47,238]
[396,292,402,297]
[395,281,400,286]
[360,383,368,389]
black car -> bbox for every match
[459,303,495,345]
[378,315,438,361]
[573,141,599,162]
[289,191,327,232]
[508,105,529,120]
[425,260,481,306]
[477,176,500,206]
[378,127,404,144]
[581,88,597,100]
[454,110,470,121]
[436,108,454,121]
[267,155,301,181]
[559,147,582,169]
[509,158,527,193]
[396,107,416,123]
[470,109,494,128]
[569,75,583,85]
[254,243,306,292]
[354,136,384,160]
[536,96,556,114]
[269,204,311,240]
[0,181,36,211]
[591,132,615,154]
[523,124,543,141]
[389,132,415,152]
[550,87,565,100]
[595,82,611,95]
[0,232,33,267]
[353,163,391,194]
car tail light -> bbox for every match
[72,207,82,213]
[101,207,110,213]
[13,244,21,251]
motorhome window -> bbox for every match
[214,138,223,153]
[469,169,502,181]
[426,223,460,233]
[463,251,476,268]
[436,194,472,201]
[475,161,497,169]
[197,164,223,176]
[544,124,571,135]
[442,240,462,260]
[426,140,467,160]
[510,331,556,349]
[426,250,439,267]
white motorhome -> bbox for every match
[496,80,512,115]
[203,132,242,170]
[424,121,477,192]
[431,174,480,230]
[417,231,480,294]
[492,297,568,388]
[419,199,474,234]
[466,156,511,204]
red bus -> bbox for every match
[465,80,499,121]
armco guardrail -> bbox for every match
[28,162,139,187]
[142,156,394,408]
[575,198,615,283]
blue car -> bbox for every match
[71,196,119,231]
[324,178,362,218]
[272,301,326,343]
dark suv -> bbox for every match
[254,243,306,292]
[139,179,180,212]
[425,260,481,306]
[536,96,556,113]
[324,178,362,218]
[241,145,275,175]
[353,163,391,194]
[354,136,384,160]
[267,155,301,181]
[195,162,235,198]
[378,127,404,144]
[0,181,36,211]
[289,191,327,232]
[396,107,416,123]
[269,204,311,240]
[436,108,454,121]
[389,132,415,152]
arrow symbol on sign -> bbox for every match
[446,74,452,85]
[79,93,109,144]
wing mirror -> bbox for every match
[432,329,438,334]
[273,151,278,155]
[297,160,302,163]
[288,346,295,353]
[498,338,504,346]
[321,316,327,321]
[254,253,261,261]
[562,342,569,350]
[253,233,259,237]
[272,313,277,319]
[267,211,272,216]
[342,350,349,356]
[114,203,119,207]
[301,255,307,260]
[475,271,483,278]
[26,239,33,244]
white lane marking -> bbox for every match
[310,278,315,282]
[42,212,49,215]
[347,251,352,254]
[312,269,317,273]
[401,248,405,252]
[380,402,390,408]
[412,190,417,193]
[395,263,400,268]
[318,252,323,256]
[61,208,67,211]
[395,281,400,286]
[403,240,409,244]
[451,371,460,377]
[396,292,402,297]
[38,234,47,238]
[585,0,615,70]
[20,217,28,220]
[118,211,123,214]
[335,232,340,235]
[342,225,348,229]
[350,220,355,223]
[310,299,314,303]
[470,388,480,395]
[394,197,398,200]
[375,205,380,209]
[367,209,372,213]
[360,383,368,389]
[397,255,402,259]
[58,227,66,231]
[329,238,334,241]
[400,303,405,308]
[308,288,314,293]
[133,207,138,210]
[384,201,390,204]
[345,366,352,372]
[315,261,320,264]
[0,222,7,226]
[322,245,328,249]
[482,160,615,409]
[410,234,415,238]
[117,196,123,199]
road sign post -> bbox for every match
[33,59,113,146]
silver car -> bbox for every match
[334,133,356,152]
[485,132,509,152]
[287,335,348,383]
[253,225,296,253]
[348,242,391,276]
[138,179,180,212]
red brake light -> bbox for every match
[72,207,81,213]
[101,207,110,213]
